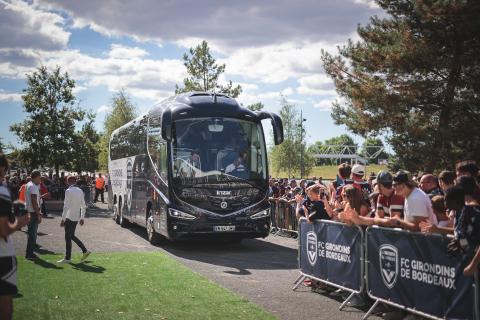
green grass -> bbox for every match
[15,252,276,320]
[272,164,388,180]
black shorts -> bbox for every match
[0,257,17,296]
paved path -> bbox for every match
[12,203,381,320]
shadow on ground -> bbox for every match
[122,223,298,275]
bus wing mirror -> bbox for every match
[161,109,173,141]
[255,111,284,145]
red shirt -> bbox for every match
[377,193,404,217]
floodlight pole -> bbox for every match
[299,110,306,178]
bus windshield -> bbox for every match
[171,117,267,187]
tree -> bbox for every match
[246,102,264,112]
[270,97,314,177]
[175,40,242,97]
[10,66,87,175]
[360,137,389,164]
[322,0,480,172]
[97,90,137,170]
[0,138,4,153]
[71,113,100,174]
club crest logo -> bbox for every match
[379,244,398,289]
[306,231,318,266]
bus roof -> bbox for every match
[147,92,257,121]
[112,92,261,137]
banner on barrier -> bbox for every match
[366,227,475,320]
[299,219,363,293]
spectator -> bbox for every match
[419,174,442,198]
[338,185,374,226]
[438,170,456,193]
[456,160,480,201]
[39,176,50,218]
[455,176,480,252]
[329,163,352,201]
[295,184,331,222]
[25,170,43,260]
[421,189,457,236]
[94,173,105,203]
[350,164,373,201]
[7,177,19,201]
[375,171,404,219]
[382,170,437,231]
[18,177,30,203]
[0,154,30,320]
[431,195,451,227]
[58,176,91,264]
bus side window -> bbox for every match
[158,142,168,181]
[148,117,168,181]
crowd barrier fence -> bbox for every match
[294,218,479,320]
[269,200,298,236]
[294,218,364,310]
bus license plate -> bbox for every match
[213,226,235,232]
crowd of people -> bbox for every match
[0,153,109,319]
[269,160,480,317]
[270,161,480,278]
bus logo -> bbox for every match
[217,190,231,196]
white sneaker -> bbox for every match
[57,258,72,264]
[81,251,91,262]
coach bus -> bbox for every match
[108,92,283,244]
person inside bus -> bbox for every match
[179,149,201,177]
[225,150,249,179]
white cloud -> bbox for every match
[108,44,148,60]
[0,89,21,102]
[0,0,70,51]
[354,0,379,9]
[38,0,379,48]
[0,44,186,102]
[96,105,111,113]
[313,96,345,110]
[221,40,343,84]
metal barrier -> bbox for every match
[293,218,365,309]
[293,221,479,320]
[270,200,298,235]
[364,226,477,320]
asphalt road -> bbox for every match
[12,202,382,320]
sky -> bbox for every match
[0,0,386,150]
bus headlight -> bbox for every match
[168,208,197,220]
[250,209,270,220]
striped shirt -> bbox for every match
[377,193,404,217]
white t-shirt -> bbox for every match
[25,181,40,213]
[404,188,438,225]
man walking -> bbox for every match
[25,170,42,260]
[58,176,90,264]
[94,173,105,203]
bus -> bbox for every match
[108,92,283,244]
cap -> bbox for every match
[376,171,393,186]
[306,181,316,188]
[393,170,416,186]
[352,164,365,176]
